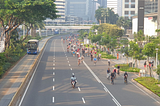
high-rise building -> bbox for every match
[122,0,138,20]
[44,0,65,25]
[54,0,66,24]
[145,0,158,14]
[97,0,107,8]
[65,0,96,22]
[117,0,122,16]
[107,0,117,14]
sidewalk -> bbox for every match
[0,36,52,106]
[111,53,159,79]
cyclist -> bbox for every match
[93,56,97,65]
[108,59,110,66]
[81,55,84,63]
[117,65,120,75]
[113,68,117,78]
[110,72,115,84]
[124,71,128,83]
[107,68,111,79]
[78,56,81,66]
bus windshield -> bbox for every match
[27,42,38,50]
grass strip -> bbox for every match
[135,77,160,97]
[114,64,140,72]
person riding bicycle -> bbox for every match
[110,72,115,84]
[124,71,128,80]
[113,68,117,77]
[78,56,81,66]
[117,65,120,75]
[71,73,77,85]
[107,68,111,79]
[93,56,97,65]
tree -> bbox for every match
[95,7,119,24]
[142,42,156,77]
[129,41,140,68]
[0,0,58,48]
[116,17,131,34]
[134,30,145,48]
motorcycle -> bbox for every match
[71,80,76,88]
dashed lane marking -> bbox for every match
[82,97,85,104]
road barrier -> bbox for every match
[8,36,55,106]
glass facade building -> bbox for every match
[144,0,158,14]
[65,0,95,22]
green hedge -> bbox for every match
[114,64,140,72]
[135,77,160,97]
[98,51,116,59]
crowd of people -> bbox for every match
[63,35,128,85]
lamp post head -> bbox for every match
[156,48,159,52]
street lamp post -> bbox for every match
[156,48,159,72]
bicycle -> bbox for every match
[124,76,127,84]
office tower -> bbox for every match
[122,0,138,20]
[65,0,96,23]
[54,0,65,24]
[107,0,117,14]
[97,0,107,8]
[117,0,122,16]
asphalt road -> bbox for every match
[20,34,160,106]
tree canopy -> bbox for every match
[95,7,119,24]
[0,0,58,48]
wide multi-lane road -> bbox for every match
[19,35,160,106]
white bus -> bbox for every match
[27,39,39,54]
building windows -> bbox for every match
[125,4,129,8]
[125,0,129,2]
[125,16,129,20]
[131,11,135,15]
[125,11,129,15]
[131,4,135,8]
[131,0,135,2]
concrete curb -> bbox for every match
[8,35,57,106]
[131,78,160,102]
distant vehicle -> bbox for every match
[27,39,39,54]
[54,29,59,34]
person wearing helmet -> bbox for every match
[70,73,77,85]
[124,71,128,83]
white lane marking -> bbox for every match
[112,98,121,106]
[70,68,72,70]
[129,79,160,104]
[53,86,55,90]
[19,40,49,106]
[52,97,54,103]
[83,61,101,83]
[53,78,55,82]
[53,60,55,62]
[82,97,86,103]
[53,72,55,75]
[53,67,55,70]
[83,61,121,106]
[78,87,81,91]
[67,58,68,60]
[69,64,71,66]
[68,61,69,63]
[104,88,108,92]
[53,64,55,66]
